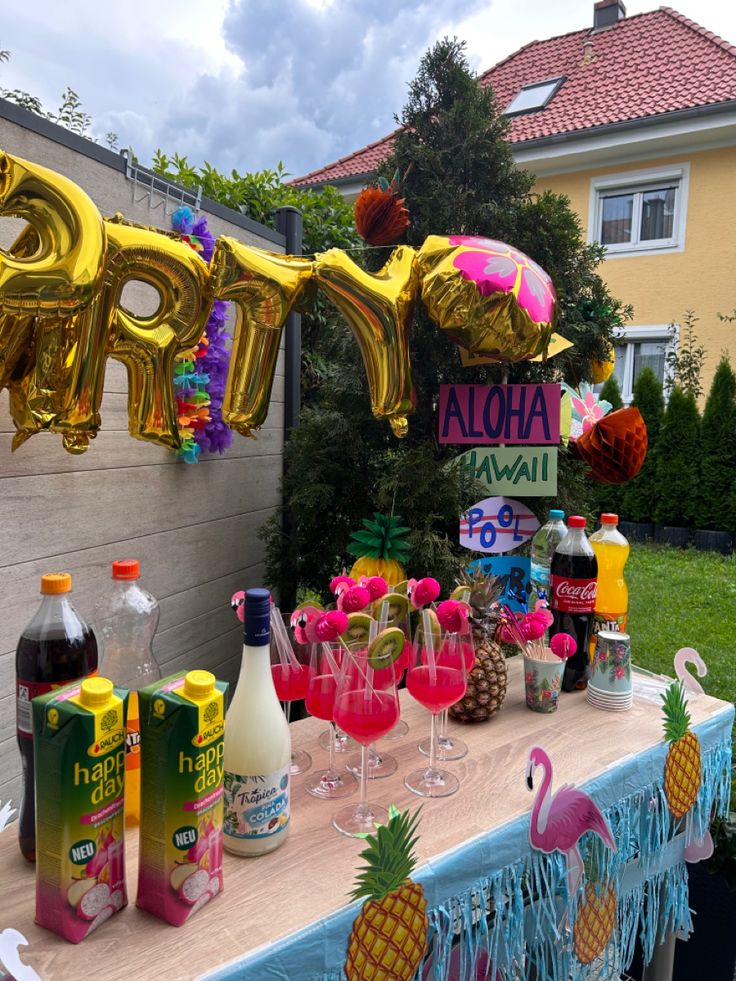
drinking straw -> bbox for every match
[423,608,437,685]
[378,600,390,632]
[271,607,300,670]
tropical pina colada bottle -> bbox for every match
[223,588,291,855]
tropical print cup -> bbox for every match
[523,653,564,713]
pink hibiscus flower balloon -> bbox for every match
[416,234,557,362]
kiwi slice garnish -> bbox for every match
[392,580,409,596]
[341,612,372,646]
[450,586,470,602]
[367,627,405,669]
[416,608,442,651]
[372,592,409,625]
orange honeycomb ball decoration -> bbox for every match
[573,407,648,484]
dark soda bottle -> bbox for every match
[16,572,98,861]
[549,516,598,692]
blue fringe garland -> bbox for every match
[311,730,731,981]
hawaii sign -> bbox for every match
[460,496,540,554]
[454,446,558,496]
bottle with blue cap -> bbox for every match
[223,588,291,856]
[529,509,568,609]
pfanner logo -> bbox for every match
[87,729,125,757]
[192,719,224,748]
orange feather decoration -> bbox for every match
[354,184,410,246]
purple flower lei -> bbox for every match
[171,206,233,462]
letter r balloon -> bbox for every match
[102,215,213,449]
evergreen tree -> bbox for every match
[698,357,736,532]
[654,388,700,527]
[622,368,664,523]
[599,376,624,411]
[263,38,629,599]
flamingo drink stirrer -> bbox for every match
[526,746,617,900]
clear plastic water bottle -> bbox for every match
[94,559,160,825]
[530,509,568,606]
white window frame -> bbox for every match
[588,163,690,258]
[607,325,677,404]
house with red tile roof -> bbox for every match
[293,1,736,401]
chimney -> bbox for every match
[594,0,626,30]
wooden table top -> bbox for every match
[0,658,730,981]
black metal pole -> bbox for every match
[274,206,303,615]
[274,206,303,438]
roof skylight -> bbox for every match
[504,77,564,116]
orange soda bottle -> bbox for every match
[589,514,630,658]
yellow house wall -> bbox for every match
[537,146,736,397]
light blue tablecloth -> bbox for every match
[202,704,733,981]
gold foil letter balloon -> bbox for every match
[416,235,557,362]
[102,215,212,449]
[210,237,314,436]
[0,150,105,315]
[314,247,418,437]
[0,151,107,451]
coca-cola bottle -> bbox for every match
[549,515,598,692]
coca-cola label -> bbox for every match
[551,575,597,613]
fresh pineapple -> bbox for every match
[573,881,617,964]
[661,681,702,819]
[448,566,507,723]
[345,808,427,981]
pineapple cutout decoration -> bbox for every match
[348,513,410,586]
[661,681,702,819]
[573,851,617,965]
[449,566,508,723]
[354,171,410,247]
[345,807,428,981]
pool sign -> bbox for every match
[467,555,531,612]
[454,446,557,496]
[439,383,560,445]
[460,496,540,554]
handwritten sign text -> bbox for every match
[439,384,561,445]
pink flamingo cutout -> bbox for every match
[674,647,707,695]
[526,746,617,899]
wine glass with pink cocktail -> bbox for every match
[405,609,467,798]
[332,629,402,836]
[270,611,312,775]
[305,642,358,800]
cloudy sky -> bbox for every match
[1,0,735,180]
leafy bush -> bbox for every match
[599,376,624,410]
[654,387,700,527]
[698,356,736,533]
[665,310,706,399]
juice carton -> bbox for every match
[33,677,128,943]
[137,669,228,925]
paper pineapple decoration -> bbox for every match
[661,680,702,819]
[574,881,617,964]
[573,406,648,484]
[347,513,410,586]
[354,173,410,247]
[448,566,508,723]
[345,807,428,981]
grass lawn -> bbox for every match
[628,543,735,706]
